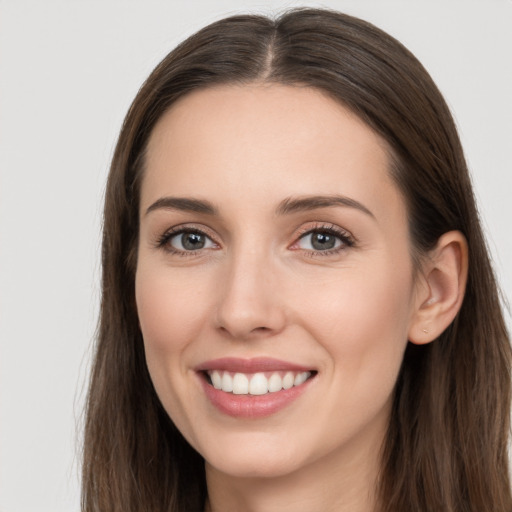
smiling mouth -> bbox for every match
[203,370,316,395]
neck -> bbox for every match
[204,428,383,512]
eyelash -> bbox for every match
[155,226,218,257]
[155,223,355,258]
[292,224,355,257]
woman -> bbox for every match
[82,8,511,512]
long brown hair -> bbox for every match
[82,8,511,511]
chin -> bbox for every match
[206,451,305,480]
[198,428,317,480]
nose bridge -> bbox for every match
[215,241,285,339]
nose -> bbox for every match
[214,248,286,340]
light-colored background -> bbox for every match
[1,1,510,510]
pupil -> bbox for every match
[182,233,205,250]
[311,232,335,250]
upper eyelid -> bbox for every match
[294,222,355,241]
[161,223,218,238]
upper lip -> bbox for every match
[195,357,314,373]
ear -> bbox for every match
[408,231,468,345]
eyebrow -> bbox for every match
[145,197,218,216]
[276,195,375,218]
[145,194,374,219]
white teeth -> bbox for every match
[294,371,308,386]
[282,371,294,390]
[208,370,312,395]
[268,373,283,393]
[249,373,268,395]
[211,370,222,389]
[232,373,249,394]
[221,372,233,392]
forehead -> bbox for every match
[141,84,404,223]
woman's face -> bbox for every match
[136,84,423,480]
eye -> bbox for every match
[297,231,342,251]
[159,228,217,254]
[291,225,355,255]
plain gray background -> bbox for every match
[1,1,511,510]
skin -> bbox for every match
[135,84,461,512]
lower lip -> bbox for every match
[199,374,314,419]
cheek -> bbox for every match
[135,264,214,436]
[136,265,207,354]
[296,261,414,384]
[134,264,213,404]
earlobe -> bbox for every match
[408,231,468,345]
